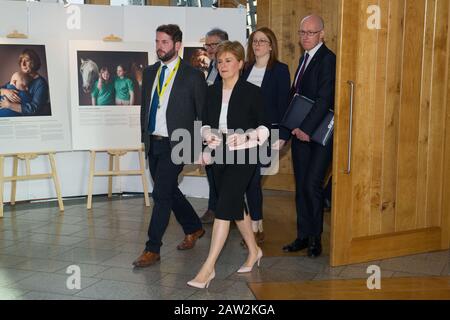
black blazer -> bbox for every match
[140,58,207,161]
[242,61,291,127]
[202,79,265,133]
[281,44,336,140]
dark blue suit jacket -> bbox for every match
[242,61,291,128]
[281,44,336,140]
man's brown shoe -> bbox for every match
[177,229,206,250]
[132,251,160,268]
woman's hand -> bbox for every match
[272,139,286,150]
[203,131,222,149]
[226,133,248,148]
[1,88,21,103]
[195,152,212,166]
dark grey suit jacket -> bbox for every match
[140,58,207,162]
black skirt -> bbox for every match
[210,134,257,221]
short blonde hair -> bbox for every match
[216,41,245,68]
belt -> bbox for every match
[150,134,168,140]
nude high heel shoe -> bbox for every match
[187,270,215,289]
[237,247,263,273]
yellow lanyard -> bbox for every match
[156,58,180,100]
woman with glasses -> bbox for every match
[240,27,291,246]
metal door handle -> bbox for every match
[345,80,355,174]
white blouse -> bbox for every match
[246,66,266,87]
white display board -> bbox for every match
[0,38,72,153]
[69,40,155,150]
[0,1,246,202]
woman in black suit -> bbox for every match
[241,27,291,245]
[187,41,269,289]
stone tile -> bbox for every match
[0,240,15,250]
[99,252,143,269]
[339,266,394,279]
[187,291,255,300]
[75,279,192,300]
[30,223,86,236]
[72,238,124,251]
[380,256,447,276]
[227,267,316,283]
[20,233,86,247]
[11,258,74,273]
[20,291,93,300]
[391,272,435,278]
[55,263,109,278]
[0,230,30,241]
[0,268,35,286]
[0,242,73,259]
[8,272,100,295]
[269,256,328,274]
[53,247,120,264]
[0,255,28,268]
[0,286,28,299]
[442,263,449,276]
[0,218,49,232]
[71,227,132,240]
[93,267,165,285]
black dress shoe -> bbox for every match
[307,237,322,258]
[282,238,308,252]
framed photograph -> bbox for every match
[0,39,71,153]
[69,40,155,150]
[0,44,51,117]
[182,43,210,80]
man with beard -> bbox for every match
[133,24,207,268]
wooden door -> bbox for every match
[331,0,450,266]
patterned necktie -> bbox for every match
[148,65,167,133]
[295,53,309,92]
[207,60,218,86]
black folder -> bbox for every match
[280,94,314,130]
[311,109,334,146]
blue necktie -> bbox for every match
[148,65,167,133]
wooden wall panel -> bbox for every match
[351,0,378,238]
[381,0,405,234]
[426,0,450,228]
[333,0,450,265]
[369,0,389,236]
[395,0,426,232]
[415,0,436,230]
[257,0,339,191]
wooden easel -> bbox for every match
[86,148,150,209]
[0,152,64,218]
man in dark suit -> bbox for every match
[200,28,229,224]
[133,24,207,268]
[276,15,336,258]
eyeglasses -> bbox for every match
[252,39,271,46]
[298,30,322,37]
[204,43,220,49]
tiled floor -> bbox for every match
[0,193,448,300]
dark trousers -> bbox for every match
[245,163,263,220]
[291,138,333,239]
[205,165,217,211]
[145,137,202,253]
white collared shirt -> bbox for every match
[150,57,180,137]
[294,41,323,88]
